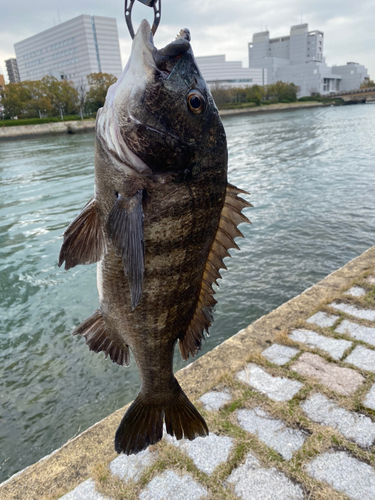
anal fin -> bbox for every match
[179,183,251,360]
[59,198,106,270]
[106,190,144,310]
[73,310,130,366]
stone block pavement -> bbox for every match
[2,250,375,500]
[57,270,375,500]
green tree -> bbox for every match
[43,76,79,119]
[86,72,118,112]
[265,81,297,103]
[246,84,266,105]
[0,83,26,118]
[23,80,53,118]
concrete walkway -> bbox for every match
[1,246,375,499]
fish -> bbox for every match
[58,20,251,455]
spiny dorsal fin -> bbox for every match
[73,310,130,366]
[58,198,106,270]
[179,183,252,360]
[106,190,144,310]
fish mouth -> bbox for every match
[139,19,192,78]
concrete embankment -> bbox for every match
[219,100,326,117]
[0,120,96,140]
[1,245,375,500]
[0,102,329,140]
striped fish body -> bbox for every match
[59,20,251,455]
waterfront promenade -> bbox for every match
[1,245,375,499]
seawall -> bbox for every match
[0,120,96,140]
[0,101,330,140]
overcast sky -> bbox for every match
[1,0,374,82]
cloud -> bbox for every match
[1,0,373,82]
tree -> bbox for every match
[23,80,52,118]
[43,76,79,119]
[0,83,26,118]
[246,84,266,106]
[86,72,118,113]
[76,78,88,119]
[360,79,375,89]
[265,81,297,102]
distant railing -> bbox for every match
[329,87,375,97]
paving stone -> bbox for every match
[291,352,364,395]
[307,451,375,500]
[60,479,109,500]
[237,364,303,401]
[290,329,351,360]
[227,452,304,500]
[365,276,375,285]
[139,470,207,500]
[110,448,156,482]
[301,393,375,447]
[306,311,339,328]
[199,390,232,411]
[237,407,306,460]
[345,345,375,372]
[335,319,375,347]
[170,433,234,475]
[330,302,375,321]
[344,286,367,297]
[364,383,375,410]
[262,343,300,365]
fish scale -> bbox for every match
[59,19,251,455]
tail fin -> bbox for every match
[115,380,208,455]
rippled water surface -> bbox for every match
[1,104,375,481]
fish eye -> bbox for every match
[187,90,205,115]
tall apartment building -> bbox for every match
[5,58,20,83]
[14,14,122,87]
[196,55,266,89]
[248,24,369,97]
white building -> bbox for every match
[248,24,369,97]
[14,14,122,87]
[196,55,266,89]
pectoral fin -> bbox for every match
[106,190,144,310]
[58,198,106,270]
[179,183,252,360]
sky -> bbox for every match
[1,0,374,82]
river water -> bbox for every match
[1,104,375,481]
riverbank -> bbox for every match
[219,100,327,117]
[0,119,96,140]
[0,101,331,140]
[1,245,375,500]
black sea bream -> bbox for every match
[59,20,251,454]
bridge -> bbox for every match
[329,87,375,103]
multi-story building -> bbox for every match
[196,55,266,89]
[14,14,122,87]
[5,58,20,83]
[248,24,369,97]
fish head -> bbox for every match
[97,20,227,177]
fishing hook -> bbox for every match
[125,0,161,40]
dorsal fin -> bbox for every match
[179,183,252,360]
